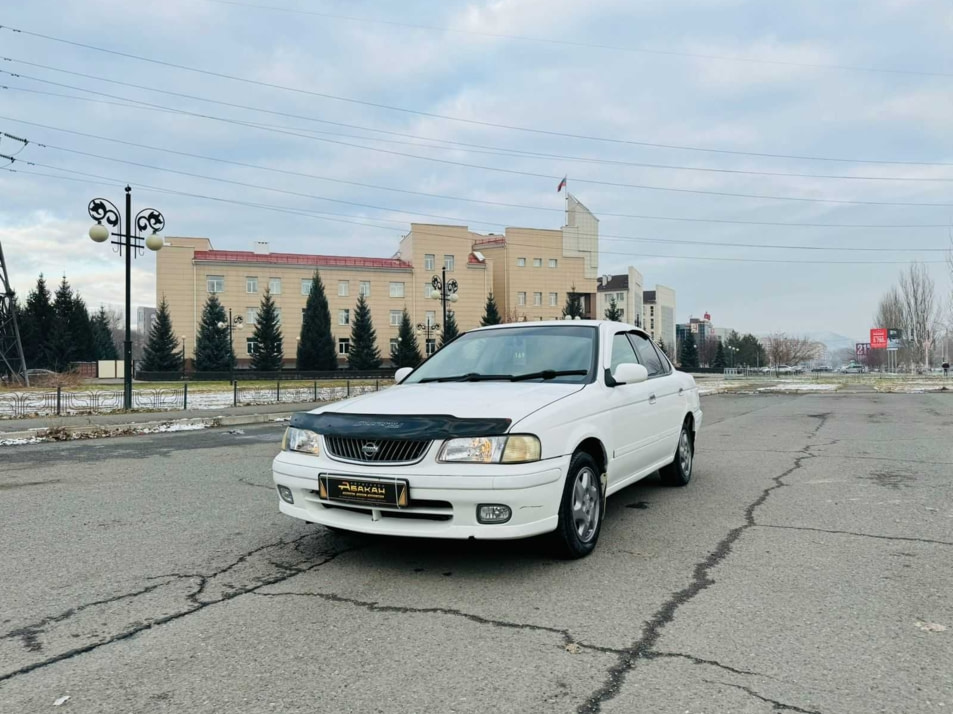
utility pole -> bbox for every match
[0,241,29,385]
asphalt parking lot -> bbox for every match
[1,391,951,713]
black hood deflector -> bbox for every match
[290,412,512,440]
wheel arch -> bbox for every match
[573,436,607,475]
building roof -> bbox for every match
[596,274,628,292]
[193,250,413,270]
[643,290,657,302]
[471,236,507,249]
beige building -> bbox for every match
[595,268,677,351]
[155,195,601,366]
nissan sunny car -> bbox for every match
[273,320,702,558]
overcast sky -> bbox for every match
[2,0,952,340]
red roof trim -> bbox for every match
[193,250,413,270]
[472,237,506,248]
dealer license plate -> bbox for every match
[320,475,409,507]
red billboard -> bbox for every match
[870,328,888,349]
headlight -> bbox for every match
[282,427,321,455]
[437,435,540,464]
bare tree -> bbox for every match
[898,262,940,369]
[697,336,719,368]
[763,333,821,367]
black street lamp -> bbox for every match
[217,308,243,380]
[87,186,165,411]
[429,267,458,329]
[416,316,440,357]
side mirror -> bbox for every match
[612,363,648,385]
[394,367,413,384]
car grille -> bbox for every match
[323,436,431,464]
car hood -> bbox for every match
[313,381,584,423]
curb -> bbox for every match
[0,411,296,445]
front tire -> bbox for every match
[551,452,603,559]
[659,421,693,487]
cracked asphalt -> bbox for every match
[1,392,951,713]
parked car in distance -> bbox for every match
[840,364,867,374]
[272,320,703,558]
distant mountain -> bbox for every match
[803,331,859,353]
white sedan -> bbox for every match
[272,320,702,558]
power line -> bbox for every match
[3,91,952,210]
[203,0,953,80]
[7,113,953,238]
[4,25,953,167]
[6,60,953,184]
[5,160,949,262]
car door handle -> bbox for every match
[678,387,684,396]
[649,394,657,405]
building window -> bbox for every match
[390,338,399,354]
[534,292,542,306]
[650,305,655,316]
[390,310,402,327]
[274,308,281,324]
[389,282,405,298]
[246,276,258,293]
[206,275,225,293]
[444,255,454,271]
[517,291,526,306]
[651,318,655,329]
[425,310,436,326]
[549,292,558,306]
[533,258,542,267]
[426,338,436,356]
[246,337,259,355]
[424,282,433,298]
[517,257,526,267]
[425,254,435,270]
[619,309,625,319]
[301,279,312,296]
[246,307,258,326]
[359,281,371,297]
[338,338,350,355]
[338,309,350,326]
[549,259,558,268]
[617,292,624,302]
[269,277,281,294]
[338,281,349,297]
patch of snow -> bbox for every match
[138,423,209,434]
[757,384,838,392]
[0,436,41,446]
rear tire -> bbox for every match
[659,421,693,487]
[551,452,604,559]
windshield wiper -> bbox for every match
[418,373,513,383]
[508,369,588,382]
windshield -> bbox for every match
[404,325,597,384]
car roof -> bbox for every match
[468,319,652,340]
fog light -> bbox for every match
[477,504,511,524]
[277,485,294,504]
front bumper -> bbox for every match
[272,451,569,540]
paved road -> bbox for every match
[1,393,951,713]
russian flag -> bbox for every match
[557,176,567,192]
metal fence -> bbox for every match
[0,380,388,419]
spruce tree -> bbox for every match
[141,298,183,371]
[657,339,668,360]
[712,340,727,370]
[297,270,337,370]
[193,294,234,372]
[439,310,460,348]
[92,306,119,360]
[70,292,96,362]
[391,309,422,368]
[604,296,623,321]
[679,331,700,371]
[21,274,55,369]
[347,295,381,370]
[562,286,584,319]
[480,293,502,326]
[251,289,284,371]
[48,277,77,371]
